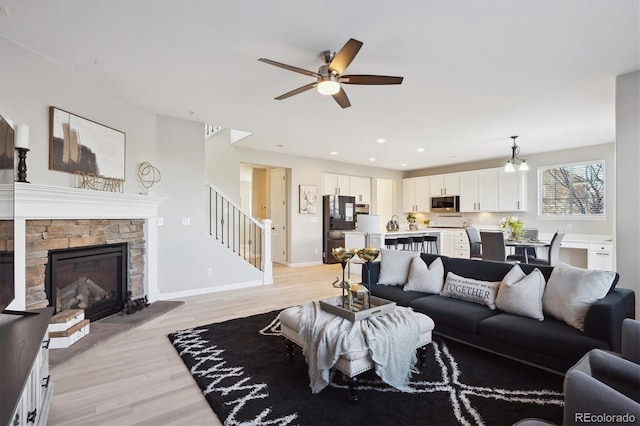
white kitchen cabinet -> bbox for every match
[498,169,527,211]
[459,170,497,212]
[441,229,470,258]
[451,229,471,258]
[588,243,614,271]
[403,176,430,212]
[350,176,371,204]
[429,174,460,196]
[323,173,350,196]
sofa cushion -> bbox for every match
[410,295,498,333]
[479,313,610,362]
[377,248,419,286]
[369,283,429,307]
[445,257,554,283]
[495,265,546,321]
[404,257,444,293]
[439,272,501,309]
[543,262,616,331]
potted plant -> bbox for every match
[500,217,525,241]
[406,213,417,230]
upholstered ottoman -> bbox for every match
[279,305,435,401]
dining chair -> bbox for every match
[506,228,539,262]
[528,230,566,266]
[466,227,482,259]
[480,231,507,262]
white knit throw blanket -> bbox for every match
[298,300,420,393]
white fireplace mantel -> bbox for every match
[14,183,167,219]
[7,183,167,310]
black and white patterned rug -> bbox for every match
[168,310,563,426]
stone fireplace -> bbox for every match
[13,183,166,312]
[26,219,145,316]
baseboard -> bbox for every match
[157,280,267,300]
[288,260,324,268]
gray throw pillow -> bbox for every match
[377,248,419,286]
[542,262,615,331]
[495,264,546,321]
[403,257,444,293]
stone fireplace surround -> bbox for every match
[13,183,165,311]
[26,218,144,309]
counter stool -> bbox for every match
[424,235,439,254]
[384,238,398,249]
[412,235,426,252]
[397,237,413,251]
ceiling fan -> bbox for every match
[258,38,403,109]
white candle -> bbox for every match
[15,123,29,149]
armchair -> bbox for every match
[515,319,640,426]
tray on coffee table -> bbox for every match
[319,295,396,322]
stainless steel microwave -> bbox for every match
[430,195,460,213]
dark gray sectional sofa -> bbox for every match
[363,253,636,374]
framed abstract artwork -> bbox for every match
[299,184,317,214]
[49,107,126,180]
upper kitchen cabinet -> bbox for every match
[403,176,430,212]
[429,174,460,196]
[497,169,527,211]
[350,176,371,204]
[459,170,498,212]
[323,172,350,196]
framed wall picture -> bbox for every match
[49,107,126,180]
[299,184,317,214]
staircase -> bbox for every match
[206,183,273,284]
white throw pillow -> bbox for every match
[542,262,616,331]
[377,248,419,286]
[496,264,546,321]
[440,272,501,310]
[404,257,445,293]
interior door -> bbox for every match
[270,168,287,264]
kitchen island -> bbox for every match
[344,229,448,276]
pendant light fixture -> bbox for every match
[504,136,529,172]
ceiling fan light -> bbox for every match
[518,160,529,171]
[317,79,340,95]
[504,161,515,173]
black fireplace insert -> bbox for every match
[46,243,128,322]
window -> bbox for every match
[538,160,605,217]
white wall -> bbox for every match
[205,133,405,265]
[0,37,157,192]
[615,70,640,313]
[155,117,261,295]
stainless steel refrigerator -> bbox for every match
[322,195,356,264]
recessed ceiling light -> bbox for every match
[448,155,457,159]
[330,151,338,155]
[377,138,386,144]
[417,148,425,152]
[402,163,408,167]
[369,157,376,162]
[276,144,284,148]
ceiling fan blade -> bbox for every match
[258,58,320,78]
[328,38,363,75]
[341,75,404,85]
[274,82,318,100]
[332,88,351,109]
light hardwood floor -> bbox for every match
[48,263,347,426]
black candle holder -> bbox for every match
[16,147,30,183]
